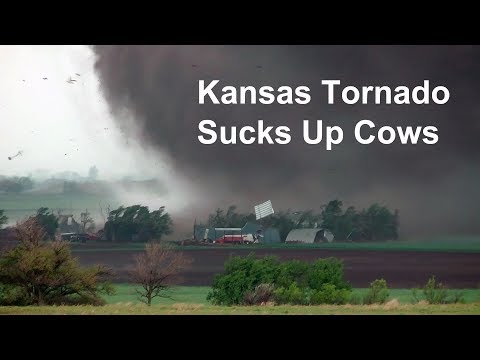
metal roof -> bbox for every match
[285,228,323,243]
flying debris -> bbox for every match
[75,73,81,76]
[192,64,197,68]
[254,200,275,220]
[66,76,77,84]
[8,150,23,161]
[22,80,25,82]
[42,77,48,80]
[256,65,263,69]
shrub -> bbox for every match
[0,284,27,306]
[450,290,465,304]
[310,284,351,305]
[363,279,389,305]
[244,283,275,305]
[349,292,363,305]
[276,260,310,288]
[207,254,351,306]
[410,276,464,304]
[307,258,351,291]
[410,288,421,304]
[274,283,307,305]
[207,254,280,305]
[423,276,448,304]
[0,219,113,306]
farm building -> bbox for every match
[285,228,334,243]
[194,222,281,244]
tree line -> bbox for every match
[2,199,398,242]
[205,200,399,242]
[0,176,34,193]
[0,205,173,243]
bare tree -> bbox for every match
[15,217,47,246]
[130,243,191,305]
[80,209,94,233]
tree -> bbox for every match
[105,205,173,242]
[259,211,297,242]
[356,204,398,241]
[130,243,191,305]
[321,200,343,231]
[319,200,399,241]
[0,218,113,305]
[208,208,226,227]
[0,210,7,228]
[18,177,34,191]
[80,209,95,233]
[207,206,256,229]
[0,176,34,193]
[34,207,58,239]
[294,209,321,228]
[335,206,358,240]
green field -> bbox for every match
[105,285,209,305]
[2,285,479,314]
[105,285,480,305]
[0,193,118,210]
[0,193,120,224]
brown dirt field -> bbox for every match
[71,248,480,288]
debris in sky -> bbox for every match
[75,73,81,76]
[8,150,23,161]
[42,77,48,80]
[256,65,263,69]
[66,76,77,84]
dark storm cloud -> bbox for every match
[92,45,480,237]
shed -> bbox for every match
[194,222,281,244]
[285,228,334,243]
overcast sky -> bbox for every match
[0,45,198,213]
[0,45,158,179]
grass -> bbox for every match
[353,288,480,304]
[105,285,209,305]
[1,303,480,315]
[0,193,118,211]
[104,285,480,305]
[1,285,479,314]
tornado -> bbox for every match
[92,45,480,237]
